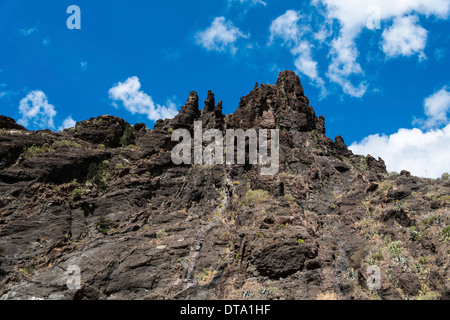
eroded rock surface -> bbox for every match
[0,71,449,300]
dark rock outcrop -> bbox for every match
[0,116,26,131]
[72,115,131,148]
[228,71,316,131]
[0,71,448,301]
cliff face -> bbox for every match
[0,71,449,300]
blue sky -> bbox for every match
[0,0,449,177]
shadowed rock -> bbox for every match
[0,116,27,131]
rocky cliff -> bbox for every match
[0,71,449,300]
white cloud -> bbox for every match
[19,27,37,36]
[423,86,450,128]
[195,17,249,54]
[0,83,19,100]
[109,76,178,121]
[0,83,7,98]
[291,42,328,97]
[18,90,57,130]
[268,8,366,97]
[313,23,333,43]
[42,36,50,46]
[269,10,302,46]
[58,116,76,132]
[382,15,427,60]
[292,43,319,80]
[228,0,266,6]
[326,35,368,98]
[80,61,88,71]
[313,0,449,33]
[311,0,449,97]
[0,89,12,99]
[350,85,450,178]
[434,48,447,61]
[269,10,327,96]
[349,124,450,178]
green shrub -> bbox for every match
[120,125,135,146]
[442,226,450,241]
[371,249,384,261]
[96,214,113,235]
[422,215,438,226]
[441,172,450,181]
[52,140,82,149]
[409,226,422,241]
[87,160,110,189]
[378,180,396,197]
[0,246,4,256]
[24,140,81,159]
[24,143,53,158]
[425,191,438,201]
[278,224,287,230]
[156,229,167,238]
[239,189,270,206]
[418,256,428,265]
[417,291,440,300]
[72,188,83,197]
[345,268,356,280]
[394,201,404,212]
[285,193,294,201]
[388,241,402,257]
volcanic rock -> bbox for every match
[0,71,448,301]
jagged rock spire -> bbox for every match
[185,91,199,108]
[170,91,200,130]
[227,70,315,132]
[276,70,304,97]
[204,90,215,112]
[201,91,224,130]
